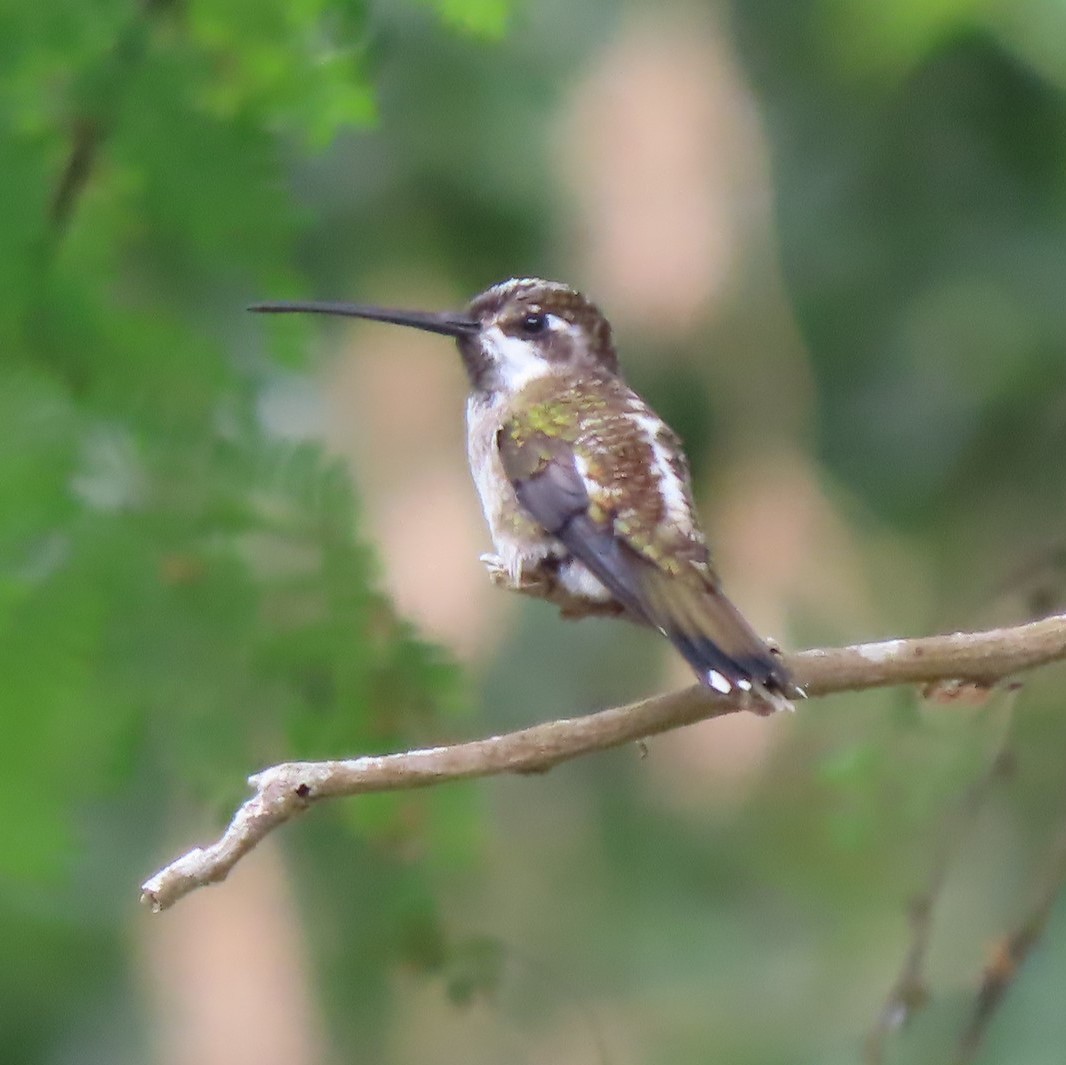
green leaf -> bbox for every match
[430,0,512,39]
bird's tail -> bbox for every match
[634,568,798,711]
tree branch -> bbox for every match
[864,708,1017,1064]
[49,0,177,240]
[953,819,1066,1064]
[141,613,1066,912]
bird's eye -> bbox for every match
[520,312,547,335]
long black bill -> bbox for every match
[248,300,480,339]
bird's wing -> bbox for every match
[497,393,794,702]
[496,425,651,620]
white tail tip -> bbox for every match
[707,669,733,695]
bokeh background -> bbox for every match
[4,0,1066,1062]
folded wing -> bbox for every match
[497,415,795,705]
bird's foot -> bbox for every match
[746,687,796,716]
[480,553,554,597]
[479,553,627,621]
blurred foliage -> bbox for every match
[0,0,486,1059]
[3,0,1066,1063]
[738,1,1066,552]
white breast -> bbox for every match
[465,393,503,531]
[465,392,554,577]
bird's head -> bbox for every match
[250,277,618,396]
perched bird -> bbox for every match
[251,278,798,710]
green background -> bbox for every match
[3,0,1066,1062]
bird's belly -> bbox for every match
[472,445,554,568]
[473,459,613,605]
[466,395,611,603]
[467,399,553,563]
[556,559,613,602]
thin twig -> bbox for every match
[49,0,177,239]
[953,821,1066,1064]
[141,613,1066,912]
[50,117,104,235]
[864,698,1017,1064]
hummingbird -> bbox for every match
[251,278,799,710]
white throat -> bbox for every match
[481,326,553,392]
